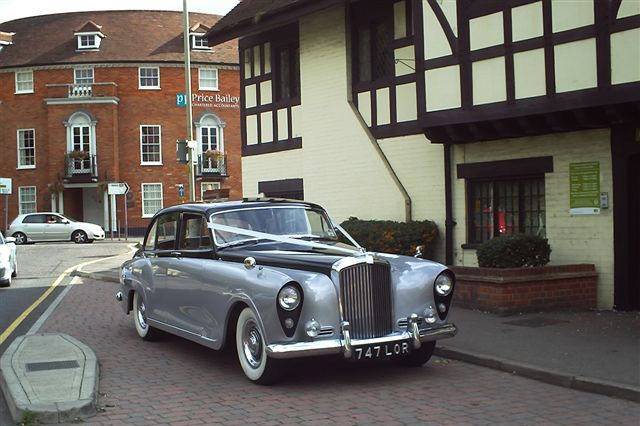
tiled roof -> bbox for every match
[0,10,238,69]
[75,21,103,33]
[207,0,316,43]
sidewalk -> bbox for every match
[437,307,640,400]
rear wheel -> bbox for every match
[71,230,88,244]
[394,341,436,367]
[235,307,283,385]
[12,232,26,245]
[133,292,161,341]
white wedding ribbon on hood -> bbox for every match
[208,222,364,257]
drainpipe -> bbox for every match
[347,102,412,222]
[443,143,454,265]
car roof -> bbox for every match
[154,198,325,219]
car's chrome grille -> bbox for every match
[339,262,393,339]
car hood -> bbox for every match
[217,241,356,275]
[75,222,103,231]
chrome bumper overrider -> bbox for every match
[266,321,457,359]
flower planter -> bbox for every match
[450,264,597,314]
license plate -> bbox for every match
[352,340,411,361]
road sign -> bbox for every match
[107,182,130,196]
[176,93,187,107]
[177,184,185,198]
[0,178,12,195]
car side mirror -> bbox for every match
[5,237,15,244]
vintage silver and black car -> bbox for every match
[117,199,457,384]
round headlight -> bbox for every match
[435,273,453,296]
[278,285,300,311]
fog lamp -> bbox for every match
[438,303,447,314]
[305,319,321,338]
[424,307,437,324]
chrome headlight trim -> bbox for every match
[278,285,301,311]
[434,272,453,297]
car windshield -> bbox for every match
[210,207,337,247]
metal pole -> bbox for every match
[183,0,196,202]
[4,195,8,232]
[124,194,128,241]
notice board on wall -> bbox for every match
[569,162,600,215]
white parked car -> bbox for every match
[7,213,105,244]
[0,231,17,287]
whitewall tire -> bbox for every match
[235,307,282,385]
[133,292,160,341]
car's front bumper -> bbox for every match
[266,322,457,359]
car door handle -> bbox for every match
[170,251,183,258]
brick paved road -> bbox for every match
[41,278,639,426]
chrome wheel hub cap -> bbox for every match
[242,321,263,369]
[137,300,147,329]
[75,233,85,243]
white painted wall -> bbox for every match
[451,129,615,308]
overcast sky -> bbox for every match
[0,0,240,23]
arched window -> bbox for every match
[196,113,225,155]
[64,111,97,173]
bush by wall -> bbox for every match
[476,234,551,268]
[340,217,438,259]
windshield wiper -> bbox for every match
[217,238,263,250]
[290,235,338,242]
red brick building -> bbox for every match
[0,10,240,235]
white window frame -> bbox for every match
[200,182,221,201]
[198,67,219,91]
[16,128,36,169]
[77,33,99,49]
[138,67,161,90]
[192,34,210,50]
[141,183,163,218]
[73,67,94,85]
[140,125,163,165]
[18,186,37,215]
[15,70,34,94]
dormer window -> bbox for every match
[74,21,105,51]
[0,31,14,53]
[78,34,99,49]
[189,22,211,51]
[192,35,209,49]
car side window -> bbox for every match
[179,214,212,250]
[143,220,159,251]
[156,213,179,251]
[23,214,46,224]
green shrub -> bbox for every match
[340,217,438,259]
[476,234,551,268]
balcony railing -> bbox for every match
[197,154,228,177]
[65,154,98,182]
[45,82,118,99]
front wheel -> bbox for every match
[71,230,88,244]
[394,341,436,367]
[235,307,283,385]
[133,292,161,341]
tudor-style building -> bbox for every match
[0,10,241,235]
[207,0,640,310]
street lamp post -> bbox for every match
[182,0,196,202]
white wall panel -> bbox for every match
[376,87,391,125]
[554,38,597,92]
[259,80,272,105]
[277,108,289,141]
[514,48,546,99]
[472,56,507,105]
[552,0,594,32]
[425,65,461,111]
[395,46,415,76]
[423,1,452,59]
[357,91,372,126]
[470,12,503,51]
[291,105,302,138]
[260,111,273,143]
[245,84,257,108]
[396,82,417,122]
[246,115,258,145]
[611,28,640,85]
[394,1,407,39]
[618,0,640,18]
[512,2,544,42]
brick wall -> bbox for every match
[0,64,241,232]
[451,264,598,314]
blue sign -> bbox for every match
[178,184,185,198]
[176,93,187,107]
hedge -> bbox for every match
[476,234,551,268]
[339,217,438,259]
